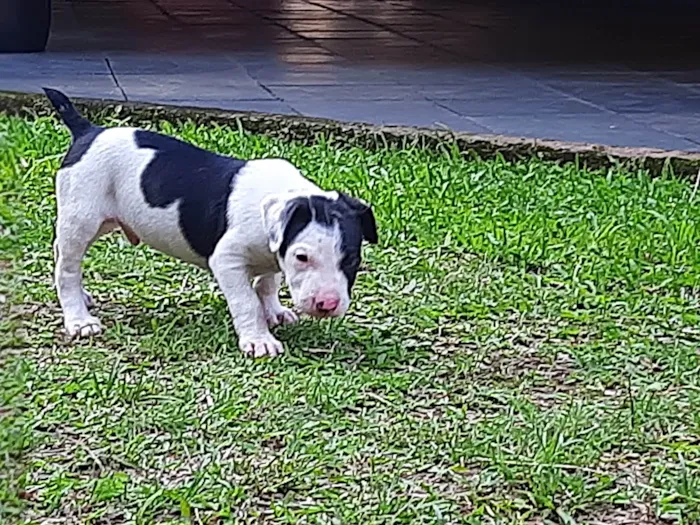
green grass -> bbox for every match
[2,111,700,525]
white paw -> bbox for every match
[82,289,94,309]
[239,333,285,358]
[265,306,299,328]
[64,316,102,339]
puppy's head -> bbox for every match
[262,191,377,318]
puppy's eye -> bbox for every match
[296,254,309,263]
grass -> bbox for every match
[1,111,700,525]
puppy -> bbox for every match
[44,88,377,357]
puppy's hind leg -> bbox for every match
[54,240,94,309]
[54,187,109,339]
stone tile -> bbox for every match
[410,74,535,95]
[339,49,453,64]
[226,53,289,66]
[270,40,332,55]
[292,30,397,40]
[270,45,337,56]
[0,53,111,76]
[267,84,423,102]
[435,94,600,117]
[197,30,294,44]
[0,77,124,100]
[549,80,700,114]
[132,97,299,115]
[321,0,419,11]
[470,114,699,151]
[313,4,425,16]
[255,34,316,44]
[519,68,646,83]
[274,20,378,31]
[249,5,333,15]
[274,53,346,65]
[222,45,332,66]
[106,53,253,77]
[263,13,350,22]
[119,75,274,101]
[368,16,452,28]
[676,84,700,95]
[427,81,601,116]
[378,66,509,85]
[177,15,261,26]
[622,113,700,147]
[249,66,394,86]
[228,53,342,68]
[319,38,424,50]
[289,99,490,132]
[659,71,700,84]
[625,57,700,73]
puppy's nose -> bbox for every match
[315,295,340,314]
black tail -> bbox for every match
[42,88,93,137]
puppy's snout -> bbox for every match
[313,293,340,316]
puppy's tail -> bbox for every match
[42,88,93,137]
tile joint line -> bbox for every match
[105,58,128,102]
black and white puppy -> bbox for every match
[44,89,377,357]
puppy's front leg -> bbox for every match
[209,234,284,358]
[254,272,299,328]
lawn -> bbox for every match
[1,111,700,525]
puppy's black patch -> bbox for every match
[61,127,104,168]
[279,195,377,292]
[136,130,246,258]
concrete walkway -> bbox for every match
[2,0,700,151]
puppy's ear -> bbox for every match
[261,195,312,254]
[339,192,378,245]
[261,194,288,253]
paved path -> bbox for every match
[2,0,700,151]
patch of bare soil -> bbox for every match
[579,502,668,525]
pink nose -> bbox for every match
[314,294,340,314]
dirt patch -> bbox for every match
[579,502,667,525]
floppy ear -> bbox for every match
[339,192,378,244]
[261,195,311,253]
[261,194,289,253]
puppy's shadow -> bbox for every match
[101,294,425,369]
[99,296,231,359]
[276,319,421,371]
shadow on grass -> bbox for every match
[97,293,428,371]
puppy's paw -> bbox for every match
[239,333,285,358]
[64,315,102,339]
[265,305,299,328]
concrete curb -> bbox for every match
[2,90,700,178]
